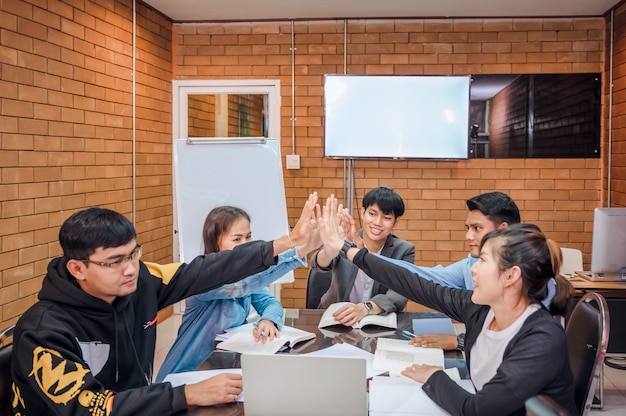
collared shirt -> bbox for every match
[349,245,383,303]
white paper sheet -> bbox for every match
[162,368,244,401]
[369,375,475,415]
[215,331,288,354]
[303,343,383,379]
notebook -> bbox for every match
[241,354,368,416]
[412,317,456,336]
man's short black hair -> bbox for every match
[59,207,136,261]
[362,187,405,218]
[466,191,521,226]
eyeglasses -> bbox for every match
[82,245,142,270]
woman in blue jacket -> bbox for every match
[157,205,317,382]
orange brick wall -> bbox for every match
[172,17,608,308]
[2,1,624,327]
[0,0,173,328]
[188,94,216,136]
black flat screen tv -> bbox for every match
[323,75,471,159]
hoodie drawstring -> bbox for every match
[123,311,151,385]
[112,308,120,383]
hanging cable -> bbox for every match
[290,20,296,155]
[341,19,355,215]
[607,9,614,207]
[132,0,137,223]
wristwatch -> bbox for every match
[363,301,374,315]
[456,333,465,351]
[341,239,357,256]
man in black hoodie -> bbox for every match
[11,197,318,415]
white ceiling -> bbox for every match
[141,0,612,101]
[142,0,620,22]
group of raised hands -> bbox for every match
[185,193,442,407]
[184,193,360,408]
[285,191,364,261]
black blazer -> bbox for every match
[308,232,415,312]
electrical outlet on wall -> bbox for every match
[286,154,300,169]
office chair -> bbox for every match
[0,325,15,416]
[565,292,609,415]
[525,394,572,416]
[304,269,331,309]
[560,248,584,278]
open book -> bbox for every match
[318,302,397,330]
[215,324,316,355]
[373,338,445,376]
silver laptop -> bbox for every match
[575,270,626,282]
[241,354,368,416]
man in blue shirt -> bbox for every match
[381,191,525,350]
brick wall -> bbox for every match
[173,17,606,308]
[188,94,216,136]
[488,74,600,157]
[1,1,622,324]
[0,0,173,327]
[490,77,529,156]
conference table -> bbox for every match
[183,308,467,415]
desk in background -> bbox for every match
[185,308,466,416]
[568,276,626,354]
[568,276,626,292]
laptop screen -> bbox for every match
[241,354,368,416]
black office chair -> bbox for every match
[525,394,572,416]
[565,292,609,416]
[0,325,15,416]
[304,269,331,309]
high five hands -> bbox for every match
[316,194,352,258]
[284,192,357,260]
[290,192,323,258]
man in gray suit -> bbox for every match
[307,187,415,326]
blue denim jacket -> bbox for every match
[156,247,306,382]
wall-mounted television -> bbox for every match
[323,75,471,159]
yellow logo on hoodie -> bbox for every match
[30,346,90,405]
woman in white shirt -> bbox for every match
[317,195,577,416]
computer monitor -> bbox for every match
[590,207,626,280]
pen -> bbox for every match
[402,330,416,339]
[252,322,267,337]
